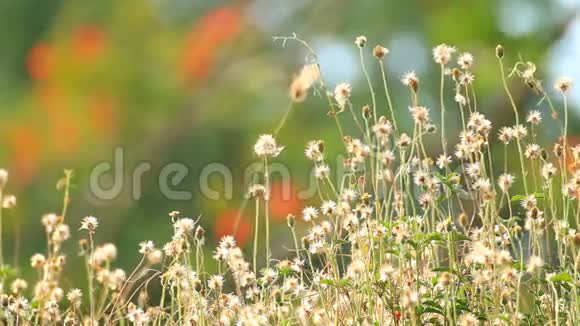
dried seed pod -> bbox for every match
[373,45,389,59]
[554,143,563,157]
[195,226,205,240]
[495,44,504,59]
[0,169,7,189]
[452,68,461,81]
[362,105,372,119]
[513,225,523,238]
[286,214,296,228]
[458,213,469,230]
[438,272,453,286]
[572,233,580,247]
[355,35,367,48]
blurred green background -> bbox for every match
[0,0,579,280]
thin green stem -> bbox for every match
[264,157,271,268]
[378,60,398,131]
[253,197,260,273]
[274,102,294,136]
[440,64,447,157]
[498,58,529,194]
[359,47,377,125]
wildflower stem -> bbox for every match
[563,94,569,180]
[378,60,398,131]
[105,256,146,322]
[264,157,271,268]
[253,197,260,273]
[60,169,72,221]
[498,57,529,194]
[440,64,448,157]
[86,232,95,323]
[359,47,377,125]
[553,284,560,326]
[515,237,524,318]
[348,101,365,134]
[0,188,3,268]
[290,225,300,258]
[157,283,167,326]
[469,84,478,111]
[274,102,294,136]
[276,34,349,149]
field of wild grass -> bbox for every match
[0,35,578,325]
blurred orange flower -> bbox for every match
[72,25,107,61]
[32,84,80,155]
[88,93,118,137]
[269,181,303,221]
[49,112,81,155]
[214,209,252,247]
[8,126,41,186]
[566,135,580,173]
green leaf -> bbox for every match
[422,300,443,310]
[447,172,460,179]
[278,267,293,276]
[0,265,16,278]
[426,232,444,242]
[420,306,444,316]
[550,272,572,282]
[511,193,544,202]
[432,266,452,273]
[385,249,400,256]
[452,230,471,242]
[339,279,352,287]
[320,278,335,286]
[320,278,351,288]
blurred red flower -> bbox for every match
[196,5,243,42]
[26,43,53,80]
[214,209,252,247]
[180,5,243,82]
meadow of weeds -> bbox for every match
[0,35,578,325]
